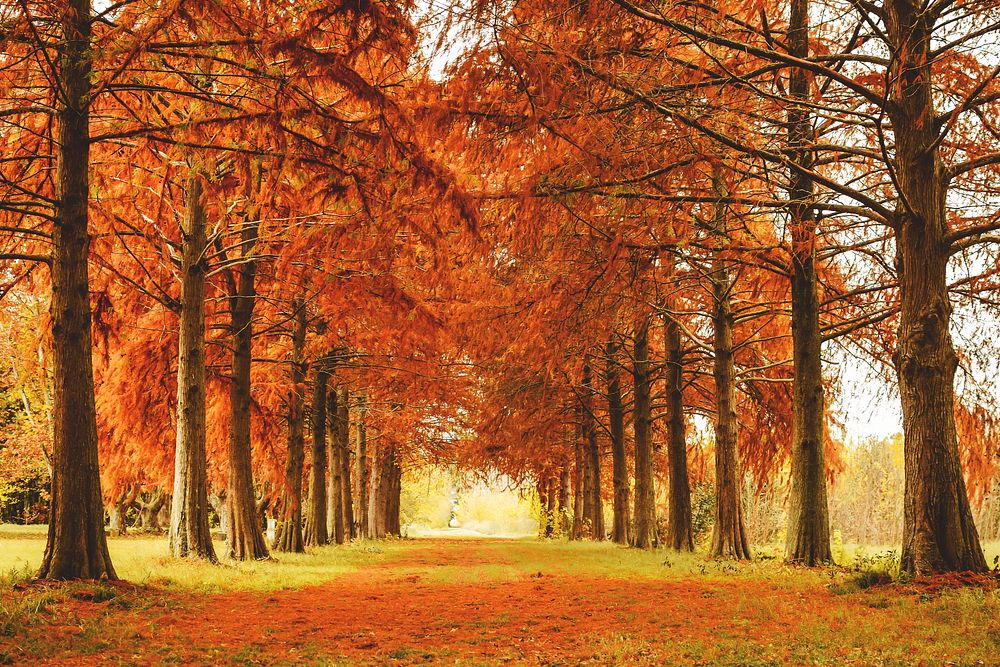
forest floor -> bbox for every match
[1,528,1000,665]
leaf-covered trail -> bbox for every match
[23,538,999,665]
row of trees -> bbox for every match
[2,0,1000,579]
[439,0,1000,575]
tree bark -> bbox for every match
[572,422,586,539]
[38,0,117,580]
[355,392,369,538]
[886,0,987,575]
[367,440,401,538]
[169,171,217,562]
[367,437,382,539]
[632,317,658,549]
[783,0,833,567]
[545,476,557,537]
[710,169,751,560]
[605,340,630,545]
[663,308,693,551]
[328,387,345,544]
[337,387,355,540]
[582,363,605,540]
[384,449,402,537]
[558,463,571,535]
[304,365,329,546]
[225,218,269,561]
[274,296,307,553]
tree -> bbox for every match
[605,339,630,544]
[169,170,217,561]
[224,196,269,561]
[273,296,307,553]
[631,318,657,549]
[37,0,116,581]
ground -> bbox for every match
[1,527,999,665]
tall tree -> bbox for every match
[885,0,987,575]
[328,386,345,544]
[663,305,693,551]
[274,296,307,553]
[709,168,750,560]
[582,363,605,540]
[337,387,355,539]
[169,170,217,561]
[37,0,116,581]
[225,212,268,561]
[304,363,329,546]
[784,0,832,566]
[631,317,657,549]
[605,339,630,544]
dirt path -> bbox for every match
[25,538,882,666]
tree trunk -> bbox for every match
[572,424,586,539]
[537,477,550,536]
[886,0,986,575]
[355,392,369,538]
[605,340,630,545]
[632,317,657,549]
[337,388,355,540]
[582,364,604,540]
[545,477,557,536]
[274,296,307,553]
[783,0,833,567]
[169,171,217,562]
[37,0,117,581]
[304,365,329,546]
[367,438,382,539]
[225,218,269,561]
[558,463,571,535]
[328,387,345,544]
[137,491,168,533]
[367,440,400,538]
[384,449,402,537]
[710,169,751,560]
[663,309,693,551]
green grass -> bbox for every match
[0,524,409,593]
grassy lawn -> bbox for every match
[0,524,408,594]
[1,526,999,665]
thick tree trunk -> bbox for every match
[605,340,631,545]
[784,0,833,567]
[37,0,116,581]
[274,297,307,553]
[663,309,693,551]
[367,441,401,538]
[169,171,217,562]
[355,393,369,538]
[632,318,657,549]
[710,170,751,560]
[304,365,329,546]
[582,364,605,540]
[886,0,986,575]
[337,388,354,540]
[225,219,269,561]
[328,388,345,544]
